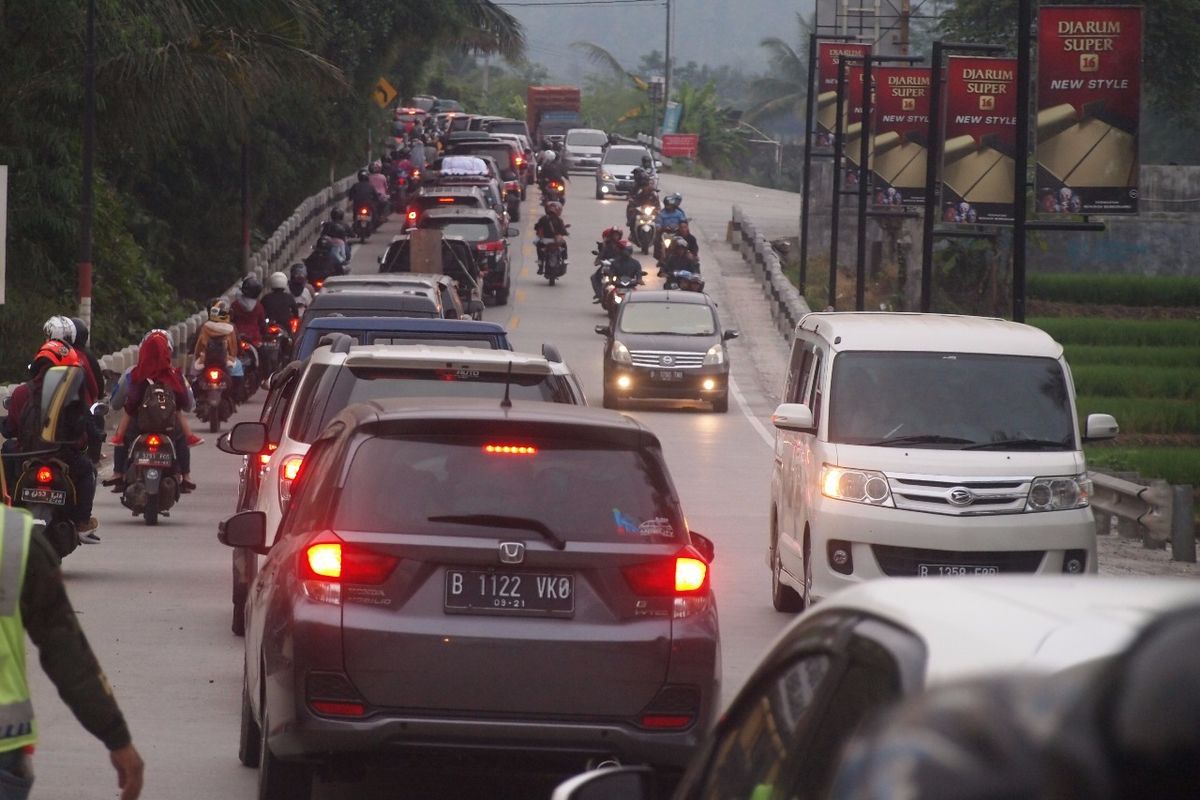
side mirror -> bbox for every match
[655,160,664,169]
[1084,413,1119,442]
[218,511,268,554]
[376,255,384,265]
[722,330,740,341]
[771,402,815,433]
[225,421,268,455]
[506,227,520,238]
[594,324,611,336]
[551,766,655,800]
[689,531,716,563]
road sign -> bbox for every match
[660,133,699,159]
[373,77,398,109]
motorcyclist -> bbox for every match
[191,299,244,396]
[230,274,266,345]
[533,201,569,275]
[287,263,315,314]
[626,173,660,229]
[367,160,390,203]
[539,150,568,193]
[347,169,378,214]
[62,316,105,463]
[1,341,99,541]
[318,208,352,264]
[595,241,643,304]
[590,227,625,302]
[409,136,427,169]
[676,220,700,263]
[261,272,299,328]
[662,235,696,283]
[654,193,688,262]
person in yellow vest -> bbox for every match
[0,505,143,799]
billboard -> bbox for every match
[660,134,699,159]
[815,41,872,149]
[871,67,932,207]
[1036,5,1142,214]
[941,55,1018,224]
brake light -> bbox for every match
[313,279,324,290]
[267,324,281,335]
[358,206,370,216]
[675,557,708,592]
[476,240,504,252]
[288,317,299,334]
[484,444,537,455]
[239,340,250,352]
[514,156,524,167]
[622,551,710,596]
[640,715,692,730]
[35,466,53,485]
[278,454,304,508]
[412,169,421,179]
[306,542,343,578]
[437,197,456,203]
[257,442,278,470]
[207,368,221,381]
[146,434,162,452]
[300,535,400,605]
[310,701,365,718]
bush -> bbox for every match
[1085,446,1200,487]
[1077,396,1200,435]
[1064,345,1200,369]
[1030,273,1200,307]
[1032,317,1200,347]
[1072,365,1200,400]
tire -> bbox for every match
[640,242,649,255]
[257,711,312,800]
[239,673,261,767]
[493,287,509,306]
[602,388,619,409]
[712,392,729,413]
[210,414,220,434]
[548,275,556,286]
[232,599,246,637]
[771,531,805,613]
[143,494,159,526]
[595,189,603,200]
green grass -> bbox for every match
[1029,273,1200,307]
[1031,317,1200,347]
[1085,446,1200,487]
[1072,365,1200,400]
[1064,345,1200,369]
[1077,396,1200,435]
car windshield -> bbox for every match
[828,352,1076,450]
[619,302,716,336]
[334,435,686,544]
[605,149,648,166]
[567,131,608,147]
[419,219,495,241]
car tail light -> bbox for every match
[622,550,711,618]
[36,466,53,485]
[476,240,504,252]
[307,671,367,717]
[299,534,400,605]
[638,685,700,730]
[311,701,365,717]
[514,155,524,167]
[484,444,537,455]
[256,442,278,474]
[313,279,324,291]
[145,434,162,452]
[640,714,692,730]
[278,455,304,509]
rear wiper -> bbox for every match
[960,438,1070,451]
[427,514,567,550]
[862,434,975,447]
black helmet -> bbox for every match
[69,317,89,348]
[330,208,345,222]
[632,167,645,179]
[357,168,369,181]
[290,262,307,279]
[641,154,653,168]
[241,274,263,299]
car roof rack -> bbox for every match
[317,332,354,354]
[541,343,563,363]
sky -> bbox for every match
[506,0,816,83]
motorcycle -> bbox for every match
[14,455,82,559]
[632,205,658,255]
[655,225,680,265]
[236,335,260,403]
[260,321,292,377]
[352,203,374,243]
[539,238,567,286]
[121,430,179,526]
[194,362,236,434]
[304,237,347,287]
[599,260,640,322]
[541,180,566,207]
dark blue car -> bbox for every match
[294,316,512,361]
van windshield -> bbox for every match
[567,131,608,147]
[828,352,1075,450]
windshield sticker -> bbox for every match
[613,509,674,538]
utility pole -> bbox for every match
[899,0,911,55]
[77,0,96,328]
[663,0,673,139]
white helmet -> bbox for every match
[43,315,77,344]
[268,271,288,291]
[541,150,556,163]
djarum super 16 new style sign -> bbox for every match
[871,67,932,207]
[941,55,1018,225]
[1036,5,1142,215]
[814,41,872,151]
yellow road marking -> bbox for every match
[515,290,527,303]
[509,315,521,330]
[520,267,529,278]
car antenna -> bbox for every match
[500,361,513,409]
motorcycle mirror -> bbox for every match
[506,227,520,238]
[723,330,740,341]
[594,324,611,336]
[89,402,109,418]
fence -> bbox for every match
[728,205,811,341]
[0,172,355,402]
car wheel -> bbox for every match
[595,189,603,200]
[712,392,729,413]
[602,388,620,409]
[493,287,510,306]
[771,532,805,613]
[239,672,261,767]
[257,711,312,800]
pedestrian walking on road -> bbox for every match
[0,505,144,799]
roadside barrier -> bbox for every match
[728,205,811,342]
[1092,473,1196,562]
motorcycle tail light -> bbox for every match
[146,434,162,451]
[289,317,300,334]
[407,209,418,221]
[207,368,221,381]
[412,169,421,179]
[36,466,53,484]
[267,324,281,335]
[313,279,324,290]
[240,340,250,352]
[358,206,370,216]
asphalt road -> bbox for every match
[28,174,795,799]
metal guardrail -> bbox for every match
[0,172,356,400]
[728,205,811,342]
[1092,472,1196,562]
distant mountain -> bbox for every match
[509,0,814,83]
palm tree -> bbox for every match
[571,42,651,91]
[745,12,812,124]
[676,82,746,174]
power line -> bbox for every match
[497,0,660,6]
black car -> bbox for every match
[416,207,517,306]
[596,291,738,412]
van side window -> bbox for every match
[808,351,825,426]
[787,343,815,404]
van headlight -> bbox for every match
[820,465,894,507]
[703,344,725,365]
[612,341,632,365]
[600,172,614,181]
[1026,474,1090,511]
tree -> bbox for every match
[676,82,747,175]
[745,13,812,126]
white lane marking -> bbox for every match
[730,375,775,449]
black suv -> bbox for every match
[416,207,517,305]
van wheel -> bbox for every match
[771,536,804,613]
[238,673,261,767]
[602,388,620,410]
[712,393,729,413]
[257,711,312,800]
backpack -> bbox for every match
[205,336,228,367]
[16,383,45,452]
[137,382,177,433]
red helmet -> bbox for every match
[30,339,80,375]
[602,226,624,240]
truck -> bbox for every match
[527,85,582,147]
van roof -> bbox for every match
[796,312,1062,358]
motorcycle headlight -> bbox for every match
[1026,474,1090,511]
[703,344,725,365]
[612,341,632,365]
[642,206,656,215]
[820,465,894,507]
[600,172,614,181]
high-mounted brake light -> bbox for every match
[35,466,53,484]
[484,444,538,455]
[437,197,456,203]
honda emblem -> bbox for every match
[498,541,525,564]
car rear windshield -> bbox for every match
[567,131,608,147]
[289,367,575,443]
[605,149,648,165]
[334,434,686,544]
[828,352,1076,450]
[619,302,716,336]
[418,219,497,241]
[488,121,528,136]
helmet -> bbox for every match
[541,150,556,163]
[208,299,231,323]
[241,274,262,299]
[370,160,382,173]
[69,317,89,348]
[43,315,76,344]
[632,167,645,180]
[268,272,288,291]
[545,201,563,215]
[602,226,623,240]
[664,193,682,208]
[641,154,653,168]
[141,328,172,347]
[330,208,345,222]
[357,169,369,181]
[289,262,307,279]
[30,339,80,376]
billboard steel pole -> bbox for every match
[1012,0,1032,323]
[799,34,818,297]
[828,56,848,310]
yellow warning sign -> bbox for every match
[372,77,398,109]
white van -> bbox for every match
[768,312,1119,611]
[563,128,609,172]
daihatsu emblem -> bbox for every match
[660,355,675,367]
[948,488,975,506]
[498,541,525,564]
